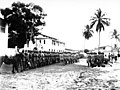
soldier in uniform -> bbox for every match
[37,51,41,67]
[15,51,24,72]
[56,52,60,63]
[31,51,35,68]
[28,50,34,69]
[21,50,26,71]
[87,54,91,67]
[34,51,38,68]
[49,52,52,65]
[39,51,43,67]
[24,50,30,70]
[41,51,45,66]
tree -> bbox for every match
[0,2,47,48]
[83,24,94,49]
[90,8,110,50]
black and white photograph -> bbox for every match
[0,0,120,90]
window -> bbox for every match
[40,40,41,43]
[44,40,45,44]
[52,40,56,45]
[52,40,53,45]
[0,19,5,33]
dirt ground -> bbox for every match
[0,59,120,90]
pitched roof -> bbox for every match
[35,33,65,44]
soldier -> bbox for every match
[64,52,67,65]
[46,52,49,65]
[56,52,60,63]
[14,51,24,72]
[34,51,38,68]
[87,54,91,67]
[43,51,47,65]
[50,52,54,64]
[49,52,52,65]
[41,51,45,66]
[48,52,51,65]
[10,56,18,73]
[39,51,43,67]
[38,51,42,67]
[37,51,41,67]
[21,50,26,71]
[31,51,35,68]
[24,51,30,70]
[59,52,63,64]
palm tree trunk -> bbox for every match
[98,30,100,52]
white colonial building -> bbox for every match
[0,13,65,55]
[0,17,8,56]
[0,17,17,56]
[34,33,65,52]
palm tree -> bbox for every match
[90,8,110,50]
[111,29,120,48]
[83,25,94,49]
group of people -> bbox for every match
[87,52,120,68]
[108,53,118,63]
[1,50,80,74]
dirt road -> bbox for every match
[0,59,120,90]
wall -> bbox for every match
[35,38,65,52]
[0,18,8,56]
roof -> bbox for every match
[36,33,57,40]
[65,48,79,52]
[35,33,65,44]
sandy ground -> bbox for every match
[0,59,120,90]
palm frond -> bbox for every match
[101,20,110,26]
[101,13,105,17]
[117,34,120,36]
[90,16,97,21]
[90,30,94,33]
[102,18,110,21]
[98,8,102,18]
[95,13,99,18]
[85,25,89,30]
[90,20,97,29]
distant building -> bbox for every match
[27,33,66,52]
[90,45,119,58]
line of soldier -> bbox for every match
[2,50,80,73]
[87,52,110,67]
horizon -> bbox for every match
[0,0,120,50]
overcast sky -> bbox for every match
[0,0,120,50]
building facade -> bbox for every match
[0,16,65,54]
[34,33,65,52]
[0,18,8,56]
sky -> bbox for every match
[0,0,120,50]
